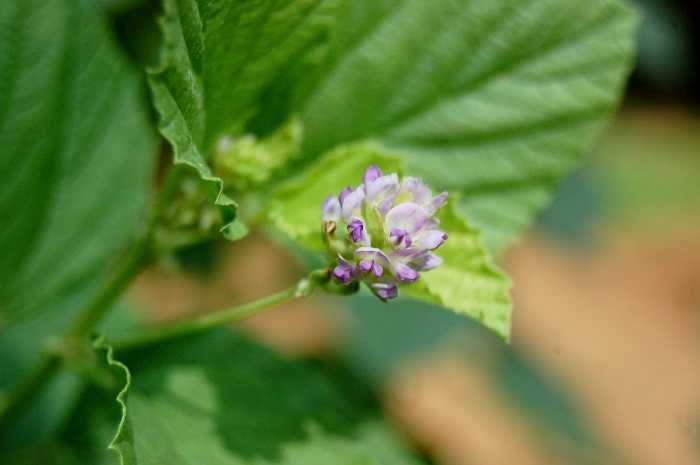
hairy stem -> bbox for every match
[112,278,315,352]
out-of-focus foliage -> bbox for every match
[0,0,156,324]
[632,0,693,91]
[92,331,424,465]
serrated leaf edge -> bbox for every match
[146,0,244,241]
[410,198,513,340]
[93,335,132,465]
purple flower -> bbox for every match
[321,166,449,301]
[371,283,398,301]
[347,218,368,243]
[332,257,355,284]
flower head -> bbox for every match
[322,165,448,301]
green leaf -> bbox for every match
[214,118,304,192]
[266,144,511,338]
[0,0,156,322]
[404,201,511,338]
[267,142,402,250]
[294,0,639,253]
[147,0,637,252]
[147,0,339,235]
[93,331,424,465]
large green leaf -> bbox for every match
[0,0,154,454]
[294,0,639,252]
[0,0,156,322]
[93,331,423,465]
[150,0,637,252]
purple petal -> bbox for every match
[341,187,365,220]
[322,195,341,222]
[365,174,399,205]
[358,259,384,277]
[414,230,448,251]
[371,282,398,301]
[332,257,355,284]
[363,165,383,186]
[389,228,412,248]
[411,252,443,271]
[401,177,432,205]
[394,262,419,283]
[339,186,354,205]
[385,203,433,234]
[358,260,373,273]
[347,218,368,243]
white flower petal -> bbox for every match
[384,203,433,234]
[322,195,341,222]
[341,187,365,221]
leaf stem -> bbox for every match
[111,275,318,352]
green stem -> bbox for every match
[112,282,306,352]
[69,237,152,337]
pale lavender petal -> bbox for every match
[413,230,448,250]
[384,203,433,234]
[393,262,419,283]
[412,252,443,271]
[365,174,399,204]
[363,165,383,186]
[401,177,432,204]
[354,246,391,267]
[426,192,448,214]
[378,197,395,216]
[322,195,341,222]
[347,218,368,243]
[339,186,354,205]
[371,282,398,301]
[341,187,365,220]
[372,262,383,277]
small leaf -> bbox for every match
[214,118,304,191]
[93,330,424,465]
[404,201,511,338]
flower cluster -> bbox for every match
[322,165,448,301]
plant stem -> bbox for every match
[69,236,152,337]
[112,282,305,352]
